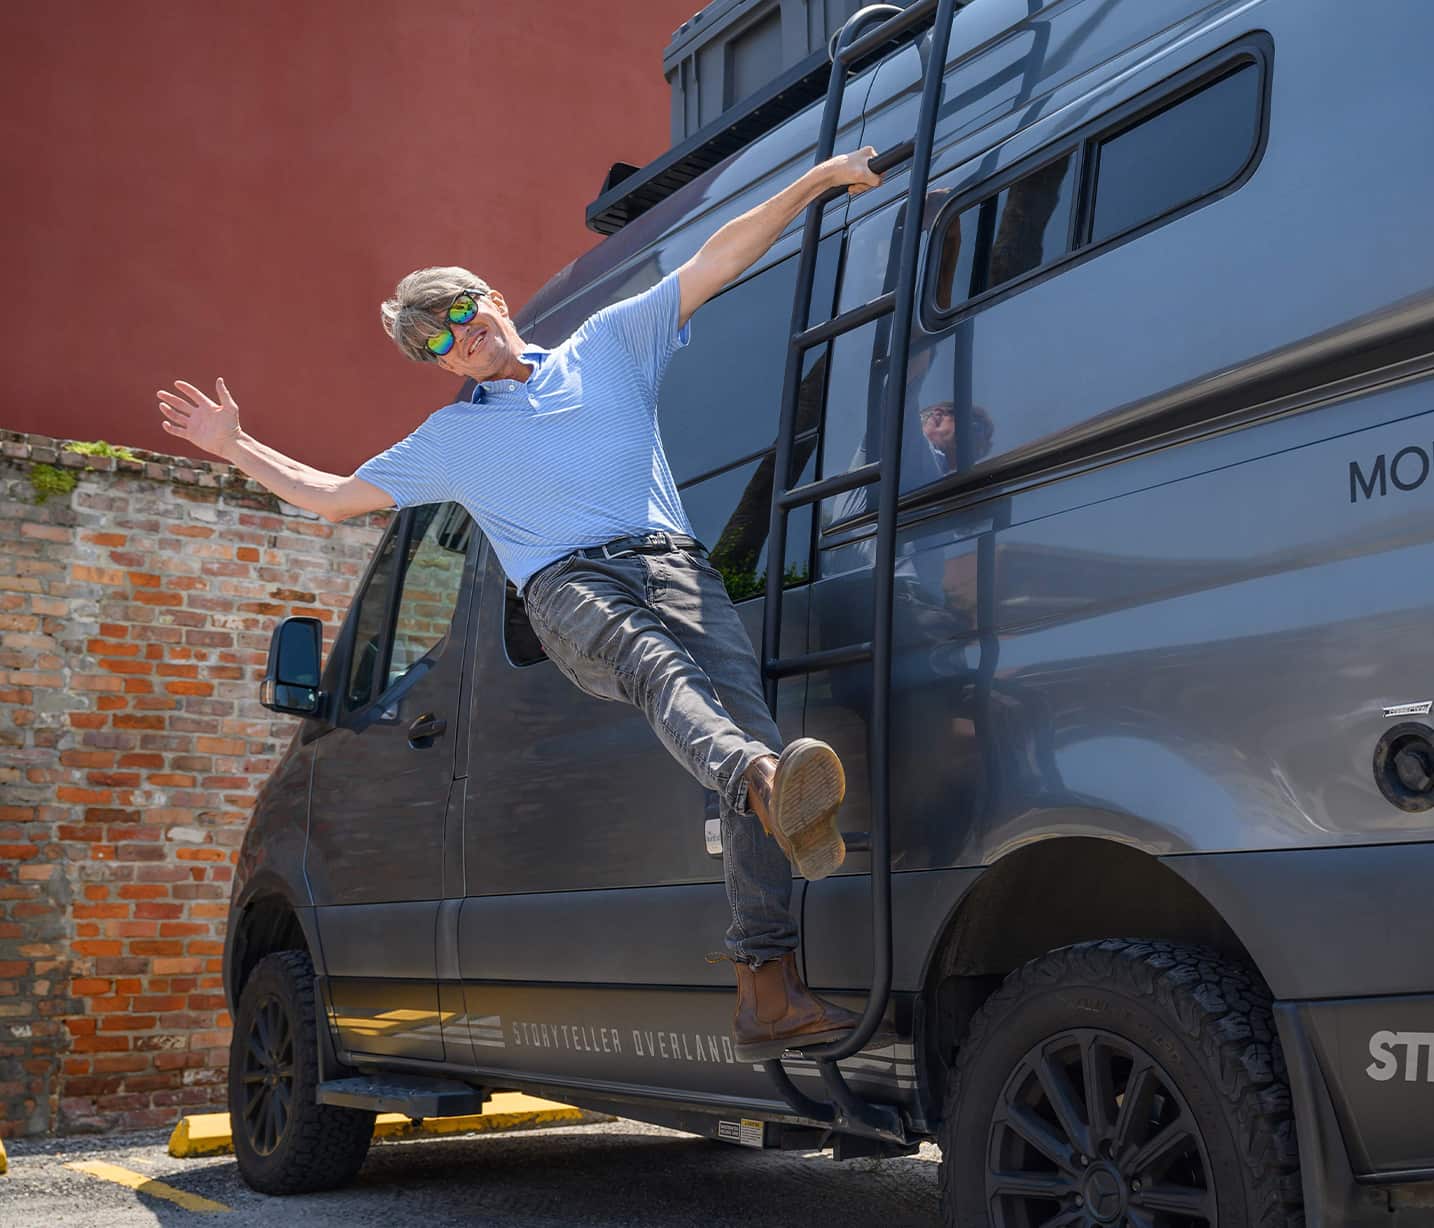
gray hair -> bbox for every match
[380,266,492,362]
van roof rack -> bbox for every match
[585,15,932,237]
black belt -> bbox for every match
[574,532,706,561]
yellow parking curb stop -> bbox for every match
[0,1134,7,1175]
[168,1112,236,1159]
[168,1092,607,1158]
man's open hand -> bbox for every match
[157,379,242,458]
[825,146,882,196]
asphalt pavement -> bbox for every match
[0,1117,944,1227]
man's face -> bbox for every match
[431,289,523,380]
[921,404,956,453]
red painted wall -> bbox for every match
[2,1,697,472]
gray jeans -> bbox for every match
[522,546,797,965]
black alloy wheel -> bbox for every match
[987,1027,1213,1226]
[940,940,1303,1228]
[229,949,375,1195]
[238,991,295,1156]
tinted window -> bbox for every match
[933,155,1075,309]
[503,576,547,667]
[931,203,981,312]
[345,503,472,709]
[346,530,401,709]
[657,240,838,482]
[1088,64,1261,245]
[388,502,472,686]
[679,346,825,601]
[818,319,887,528]
[658,258,798,481]
[980,153,1075,293]
[929,57,1263,318]
[682,452,814,601]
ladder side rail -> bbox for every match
[802,0,959,1065]
[762,3,905,713]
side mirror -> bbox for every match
[260,616,324,716]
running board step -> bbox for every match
[317,1074,488,1117]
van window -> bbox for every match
[1087,62,1262,245]
[930,202,980,313]
[657,238,840,485]
[681,448,815,600]
[658,257,799,483]
[928,56,1264,318]
[979,154,1076,296]
[388,502,473,686]
[345,502,472,709]
[503,577,547,667]
[934,155,1076,311]
[346,529,401,709]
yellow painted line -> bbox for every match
[169,1092,608,1158]
[65,1160,230,1213]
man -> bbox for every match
[157,148,884,1061]
[917,400,994,476]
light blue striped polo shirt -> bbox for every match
[356,271,695,593]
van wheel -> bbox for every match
[938,940,1302,1227]
[229,950,375,1194]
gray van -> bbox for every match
[225,0,1434,1222]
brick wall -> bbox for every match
[0,429,389,1136]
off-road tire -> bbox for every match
[229,949,375,1195]
[939,939,1303,1227]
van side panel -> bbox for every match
[803,0,1434,865]
[810,373,1434,868]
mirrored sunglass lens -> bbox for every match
[448,295,479,324]
[426,330,455,357]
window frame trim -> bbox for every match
[920,31,1273,332]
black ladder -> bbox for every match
[759,0,959,1143]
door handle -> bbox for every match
[407,713,448,745]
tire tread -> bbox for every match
[938,939,1304,1227]
[230,949,375,1196]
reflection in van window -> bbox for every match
[981,154,1075,294]
[932,155,1075,309]
[677,347,825,601]
[681,453,815,601]
[346,530,401,710]
[658,257,799,481]
[388,502,472,686]
[932,203,980,312]
[1088,63,1261,245]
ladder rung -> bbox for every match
[779,461,881,510]
[869,140,915,175]
[795,291,897,350]
[838,0,938,67]
[766,641,874,679]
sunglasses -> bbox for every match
[425,289,488,359]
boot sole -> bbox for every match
[771,739,846,881]
[734,1024,855,1063]
[734,1025,900,1063]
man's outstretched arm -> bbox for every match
[676,147,881,327]
[156,379,392,523]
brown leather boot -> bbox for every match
[725,952,865,1062]
[743,739,846,880]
